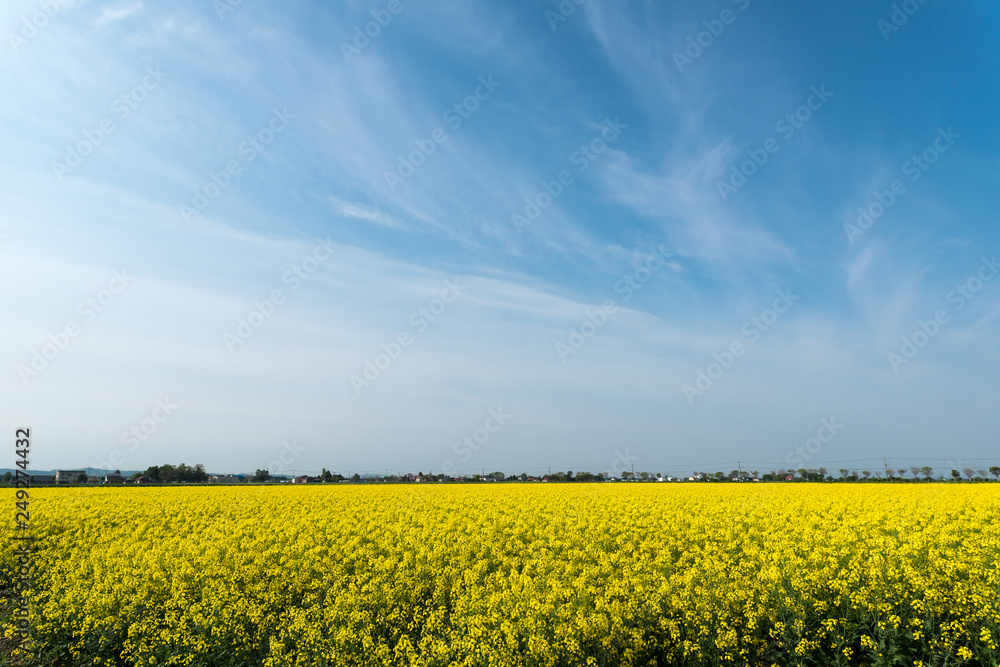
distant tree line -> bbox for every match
[8,464,1000,485]
[141,463,207,483]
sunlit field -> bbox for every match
[3,484,999,666]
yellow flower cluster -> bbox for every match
[2,484,998,666]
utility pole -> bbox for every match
[884,457,889,482]
[738,461,743,480]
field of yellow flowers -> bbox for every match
[2,484,999,666]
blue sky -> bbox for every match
[2,0,999,477]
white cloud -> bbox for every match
[95,1,143,26]
[328,195,407,230]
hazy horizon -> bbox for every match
[3,1,999,478]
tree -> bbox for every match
[862,470,871,480]
[897,468,907,480]
[839,468,849,480]
[990,466,1000,481]
[2,471,11,483]
[639,472,649,481]
[254,469,270,483]
[143,463,206,483]
[951,469,962,481]
[817,467,827,481]
[321,468,333,483]
[976,469,987,480]
[962,467,975,481]
[910,466,921,480]
[920,466,933,480]
[351,473,361,482]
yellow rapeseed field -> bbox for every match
[2,484,999,666]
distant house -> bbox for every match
[56,470,87,484]
[104,473,123,484]
[211,475,241,484]
[29,474,55,484]
[293,475,322,484]
[133,476,151,484]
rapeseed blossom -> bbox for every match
[2,484,998,666]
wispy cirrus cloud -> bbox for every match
[328,195,407,231]
[95,1,143,26]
